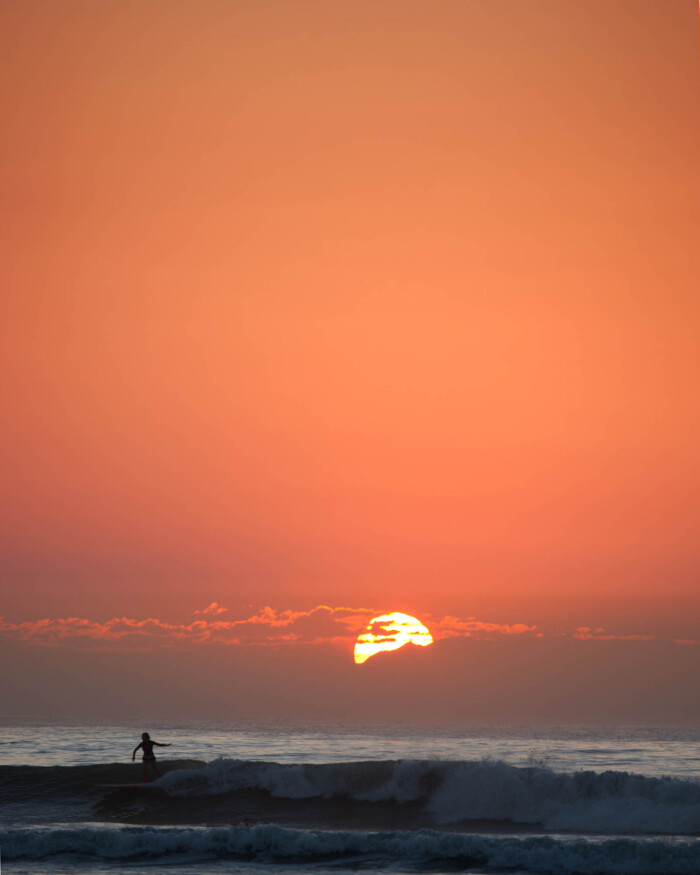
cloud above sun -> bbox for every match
[194,602,229,615]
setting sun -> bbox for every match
[354,613,433,665]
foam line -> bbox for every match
[2,824,699,874]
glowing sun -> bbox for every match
[354,612,433,664]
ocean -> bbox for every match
[1,721,698,874]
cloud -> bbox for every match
[194,602,228,615]
[223,605,376,642]
[0,608,663,653]
[0,605,378,651]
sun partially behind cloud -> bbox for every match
[354,612,433,665]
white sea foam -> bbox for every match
[2,823,699,874]
[156,757,700,835]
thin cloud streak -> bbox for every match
[436,616,539,638]
[573,626,655,642]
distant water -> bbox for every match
[3,720,699,776]
[1,721,699,875]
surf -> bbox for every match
[2,823,699,874]
[3,758,699,836]
[154,757,700,835]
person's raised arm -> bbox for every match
[154,741,172,747]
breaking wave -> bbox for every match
[155,757,700,835]
[2,823,699,874]
[2,758,699,836]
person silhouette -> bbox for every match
[132,732,171,781]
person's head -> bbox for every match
[142,732,150,740]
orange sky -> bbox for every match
[1,1,698,722]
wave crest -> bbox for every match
[156,758,700,834]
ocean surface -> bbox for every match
[1,721,698,875]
